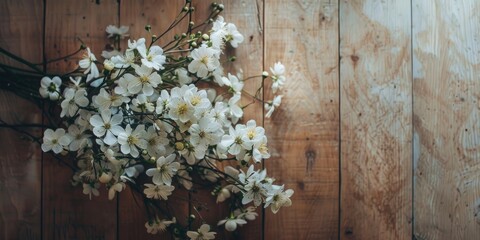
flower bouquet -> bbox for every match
[1,1,292,239]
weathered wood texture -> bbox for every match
[43,1,119,239]
[413,1,480,239]
[0,1,43,239]
[264,0,340,239]
[4,0,480,239]
[340,0,412,239]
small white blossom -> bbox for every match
[146,154,180,186]
[106,25,129,39]
[138,45,166,70]
[144,183,174,200]
[187,224,216,240]
[270,62,286,93]
[217,217,247,232]
[188,45,220,78]
[264,185,294,214]
[79,47,100,84]
[60,88,89,117]
[265,95,282,118]
[42,128,71,153]
[117,124,148,158]
[39,76,62,100]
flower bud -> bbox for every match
[262,71,269,78]
[99,172,112,183]
[103,60,114,71]
[175,142,185,151]
[145,24,151,32]
[202,34,210,40]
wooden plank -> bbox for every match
[413,1,480,239]
[263,0,340,239]
[119,1,264,239]
[43,1,119,239]
[118,1,186,239]
[339,1,412,239]
[0,1,43,239]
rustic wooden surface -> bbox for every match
[43,0,119,239]
[339,0,413,239]
[0,1,43,239]
[2,0,480,239]
[264,0,340,239]
[413,1,480,239]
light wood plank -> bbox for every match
[339,0,412,239]
[0,1,43,239]
[413,1,480,239]
[43,1,119,239]
[264,0,340,239]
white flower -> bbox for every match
[117,124,148,158]
[146,154,180,186]
[143,183,174,200]
[265,95,282,118]
[222,73,244,95]
[188,45,220,78]
[187,224,216,240]
[188,117,223,158]
[217,217,247,232]
[101,49,122,59]
[79,47,100,83]
[94,88,129,110]
[155,90,170,114]
[41,128,71,153]
[125,64,162,95]
[168,97,195,123]
[131,94,155,112]
[60,88,89,117]
[264,185,294,214]
[144,125,168,158]
[236,206,258,221]
[175,67,192,86]
[106,25,129,39]
[239,165,267,206]
[67,124,91,151]
[270,62,286,93]
[224,23,244,48]
[145,217,174,234]
[227,94,243,122]
[242,120,265,148]
[111,50,135,68]
[138,45,166,70]
[220,125,247,156]
[82,182,100,200]
[216,187,231,203]
[128,38,146,51]
[252,135,270,162]
[108,182,125,200]
[89,109,124,145]
[39,76,62,100]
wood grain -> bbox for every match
[43,0,119,239]
[413,1,480,239]
[0,1,43,239]
[340,0,412,239]
[264,0,340,239]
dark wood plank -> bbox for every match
[339,0,412,239]
[263,0,340,239]
[43,1,119,239]
[0,1,44,239]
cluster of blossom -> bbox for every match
[39,9,292,238]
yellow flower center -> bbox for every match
[177,103,188,115]
[127,135,137,145]
[247,129,256,139]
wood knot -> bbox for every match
[350,55,359,63]
[305,150,316,173]
[345,227,353,235]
